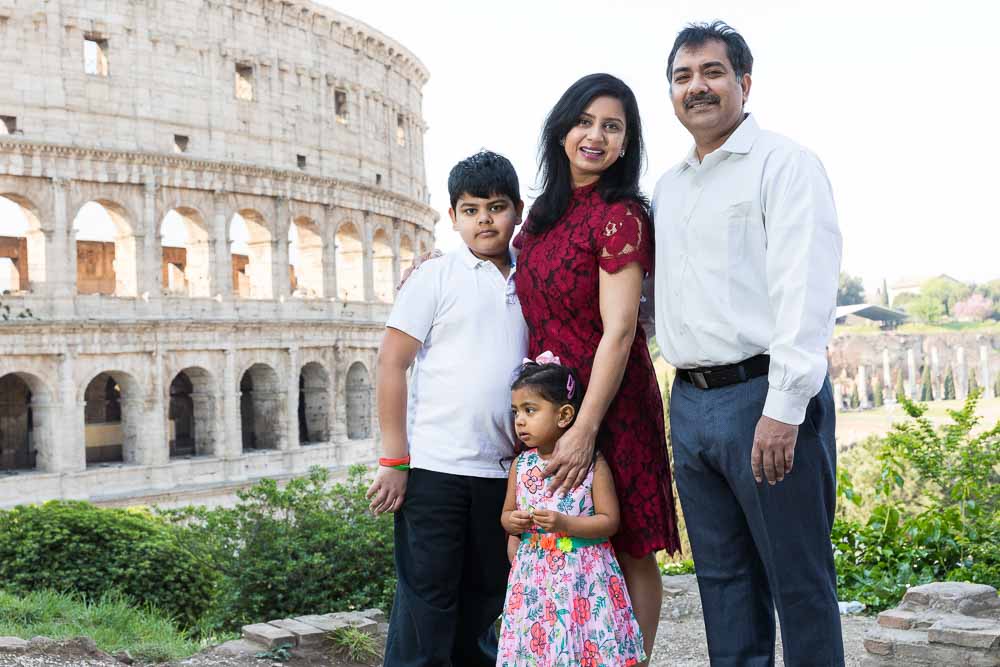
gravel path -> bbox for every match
[650,575,873,666]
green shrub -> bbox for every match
[0,502,217,627]
[164,466,395,632]
[920,363,933,401]
[943,367,956,400]
[834,390,1000,611]
[893,368,905,402]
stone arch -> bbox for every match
[239,362,284,451]
[372,227,394,303]
[0,372,54,472]
[82,370,141,465]
[289,216,324,298]
[0,194,44,294]
[72,200,138,297]
[418,238,429,256]
[168,366,218,458]
[335,221,364,301]
[345,361,372,440]
[160,207,212,297]
[299,361,330,444]
[229,209,273,299]
[399,233,415,274]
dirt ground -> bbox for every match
[0,575,875,666]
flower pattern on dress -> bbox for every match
[521,465,544,495]
[512,184,682,559]
[497,450,646,667]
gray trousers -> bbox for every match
[670,375,844,666]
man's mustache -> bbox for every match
[684,93,721,109]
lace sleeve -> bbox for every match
[596,202,652,275]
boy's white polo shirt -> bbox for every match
[386,248,528,478]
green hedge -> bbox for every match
[0,501,216,627]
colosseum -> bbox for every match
[0,0,435,507]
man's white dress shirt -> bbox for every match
[386,248,528,478]
[652,114,842,425]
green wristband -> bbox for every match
[390,463,410,471]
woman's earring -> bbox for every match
[620,149,626,158]
[559,138,565,146]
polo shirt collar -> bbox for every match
[682,113,760,169]
[460,247,515,272]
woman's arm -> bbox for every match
[532,455,620,539]
[544,262,643,495]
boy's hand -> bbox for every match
[366,467,408,516]
[531,509,566,533]
[506,510,532,533]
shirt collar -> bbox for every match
[682,113,760,170]
[459,247,515,272]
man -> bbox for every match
[651,21,845,666]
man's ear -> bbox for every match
[741,73,752,105]
[448,207,458,230]
[557,404,576,428]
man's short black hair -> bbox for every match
[447,150,520,210]
[666,20,753,83]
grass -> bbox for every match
[329,626,382,663]
[0,588,229,662]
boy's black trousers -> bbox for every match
[384,468,510,667]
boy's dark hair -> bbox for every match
[511,362,584,417]
[666,20,753,83]
[447,150,520,210]
[529,73,648,234]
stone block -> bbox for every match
[0,637,27,651]
[878,609,916,630]
[903,582,998,612]
[928,616,1000,650]
[241,622,296,648]
[294,614,350,633]
[359,607,386,623]
[267,618,328,648]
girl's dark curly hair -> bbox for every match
[511,361,584,417]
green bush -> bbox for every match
[165,466,395,632]
[0,502,216,627]
[943,367,956,400]
[834,390,1000,611]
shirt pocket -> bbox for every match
[727,201,752,266]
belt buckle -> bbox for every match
[690,371,710,390]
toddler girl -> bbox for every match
[498,353,645,667]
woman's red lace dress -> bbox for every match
[513,184,681,558]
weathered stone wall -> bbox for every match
[0,0,435,507]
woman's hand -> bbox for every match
[396,250,442,289]
[365,467,408,516]
[531,509,567,533]
[543,422,598,497]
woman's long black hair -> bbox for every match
[528,73,649,234]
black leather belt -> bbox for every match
[677,354,770,390]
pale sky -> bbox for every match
[322,0,1000,293]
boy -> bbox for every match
[366,150,527,666]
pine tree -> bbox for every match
[872,375,884,407]
[968,369,980,396]
[995,372,1000,400]
[881,278,890,306]
[893,368,905,401]
[943,367,956,400]
[849,384,860,409]
[920,363,934,401]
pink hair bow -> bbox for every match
[523,351,561,366]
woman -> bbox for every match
[513,72,681,664]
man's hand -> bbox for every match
[505,510,533,534]
[544,423,597,497]
[365,466,408,516]
[531,509,567,533]
[750,415,799,485]
[397,250,442,290]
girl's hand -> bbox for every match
[532,509,567,533]
[505,510,533,533]
[544,422,597,497]
[365,467,408,516]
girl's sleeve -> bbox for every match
[596,201,653,275]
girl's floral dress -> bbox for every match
[497,449,645,667]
